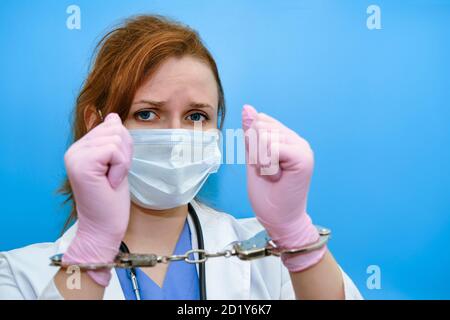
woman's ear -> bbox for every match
[84,106,101,131]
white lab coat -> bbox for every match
[0,200,363,300]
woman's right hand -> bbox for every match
[62,113,133,287]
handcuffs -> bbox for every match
[49,226,331,270]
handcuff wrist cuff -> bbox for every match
[49,225,331,270]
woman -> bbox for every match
[0,15,362,300]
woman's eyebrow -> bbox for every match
[188,102,214,110]
[133,100,214,110]
[133,100,164,107]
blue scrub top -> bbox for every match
[115,219,200,300]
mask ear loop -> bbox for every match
[97,109,105,123]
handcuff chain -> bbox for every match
[49,226,330,270]
[159,247,236,264]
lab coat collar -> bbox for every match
[55,200,251,300]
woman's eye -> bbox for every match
[135,110,157,121]
[187,112,208,122]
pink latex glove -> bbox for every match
[242,104,326,272]
[62,113,133,286]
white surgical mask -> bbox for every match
[128,128,222,210]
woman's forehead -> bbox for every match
[133,56,219,110]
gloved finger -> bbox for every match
[85,135,123,149]
[83,112,124,141]
[247,119,278,165]
[256,112,303,145]
[243,104,259,162]
[257,132,282,180]
[104,112,122,125]
[243,105,286,179]
[89,143,128,189]
[103,113,132,157]
[251,123,283,180]
[263,144,283,182]
[253,122,314,174]
[68,123,130,171]
[256,127,278,167]
[251,117,283,136]
[86,132,131,163]
[108,127,134,186]
[277,142,314,172]
[121,126,134,164]
[242,104,258,132]
[250,118,281,150]
[84,121,124,140]
[246,119,260,165]
[115,127,133,183]
[256,112,284,128]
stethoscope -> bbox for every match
[119,203,207,300]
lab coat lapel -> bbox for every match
[104,271,125,300]
[189,201,251,300]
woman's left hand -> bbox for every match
[242,104,327,272]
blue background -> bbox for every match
[0,0,449,299]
